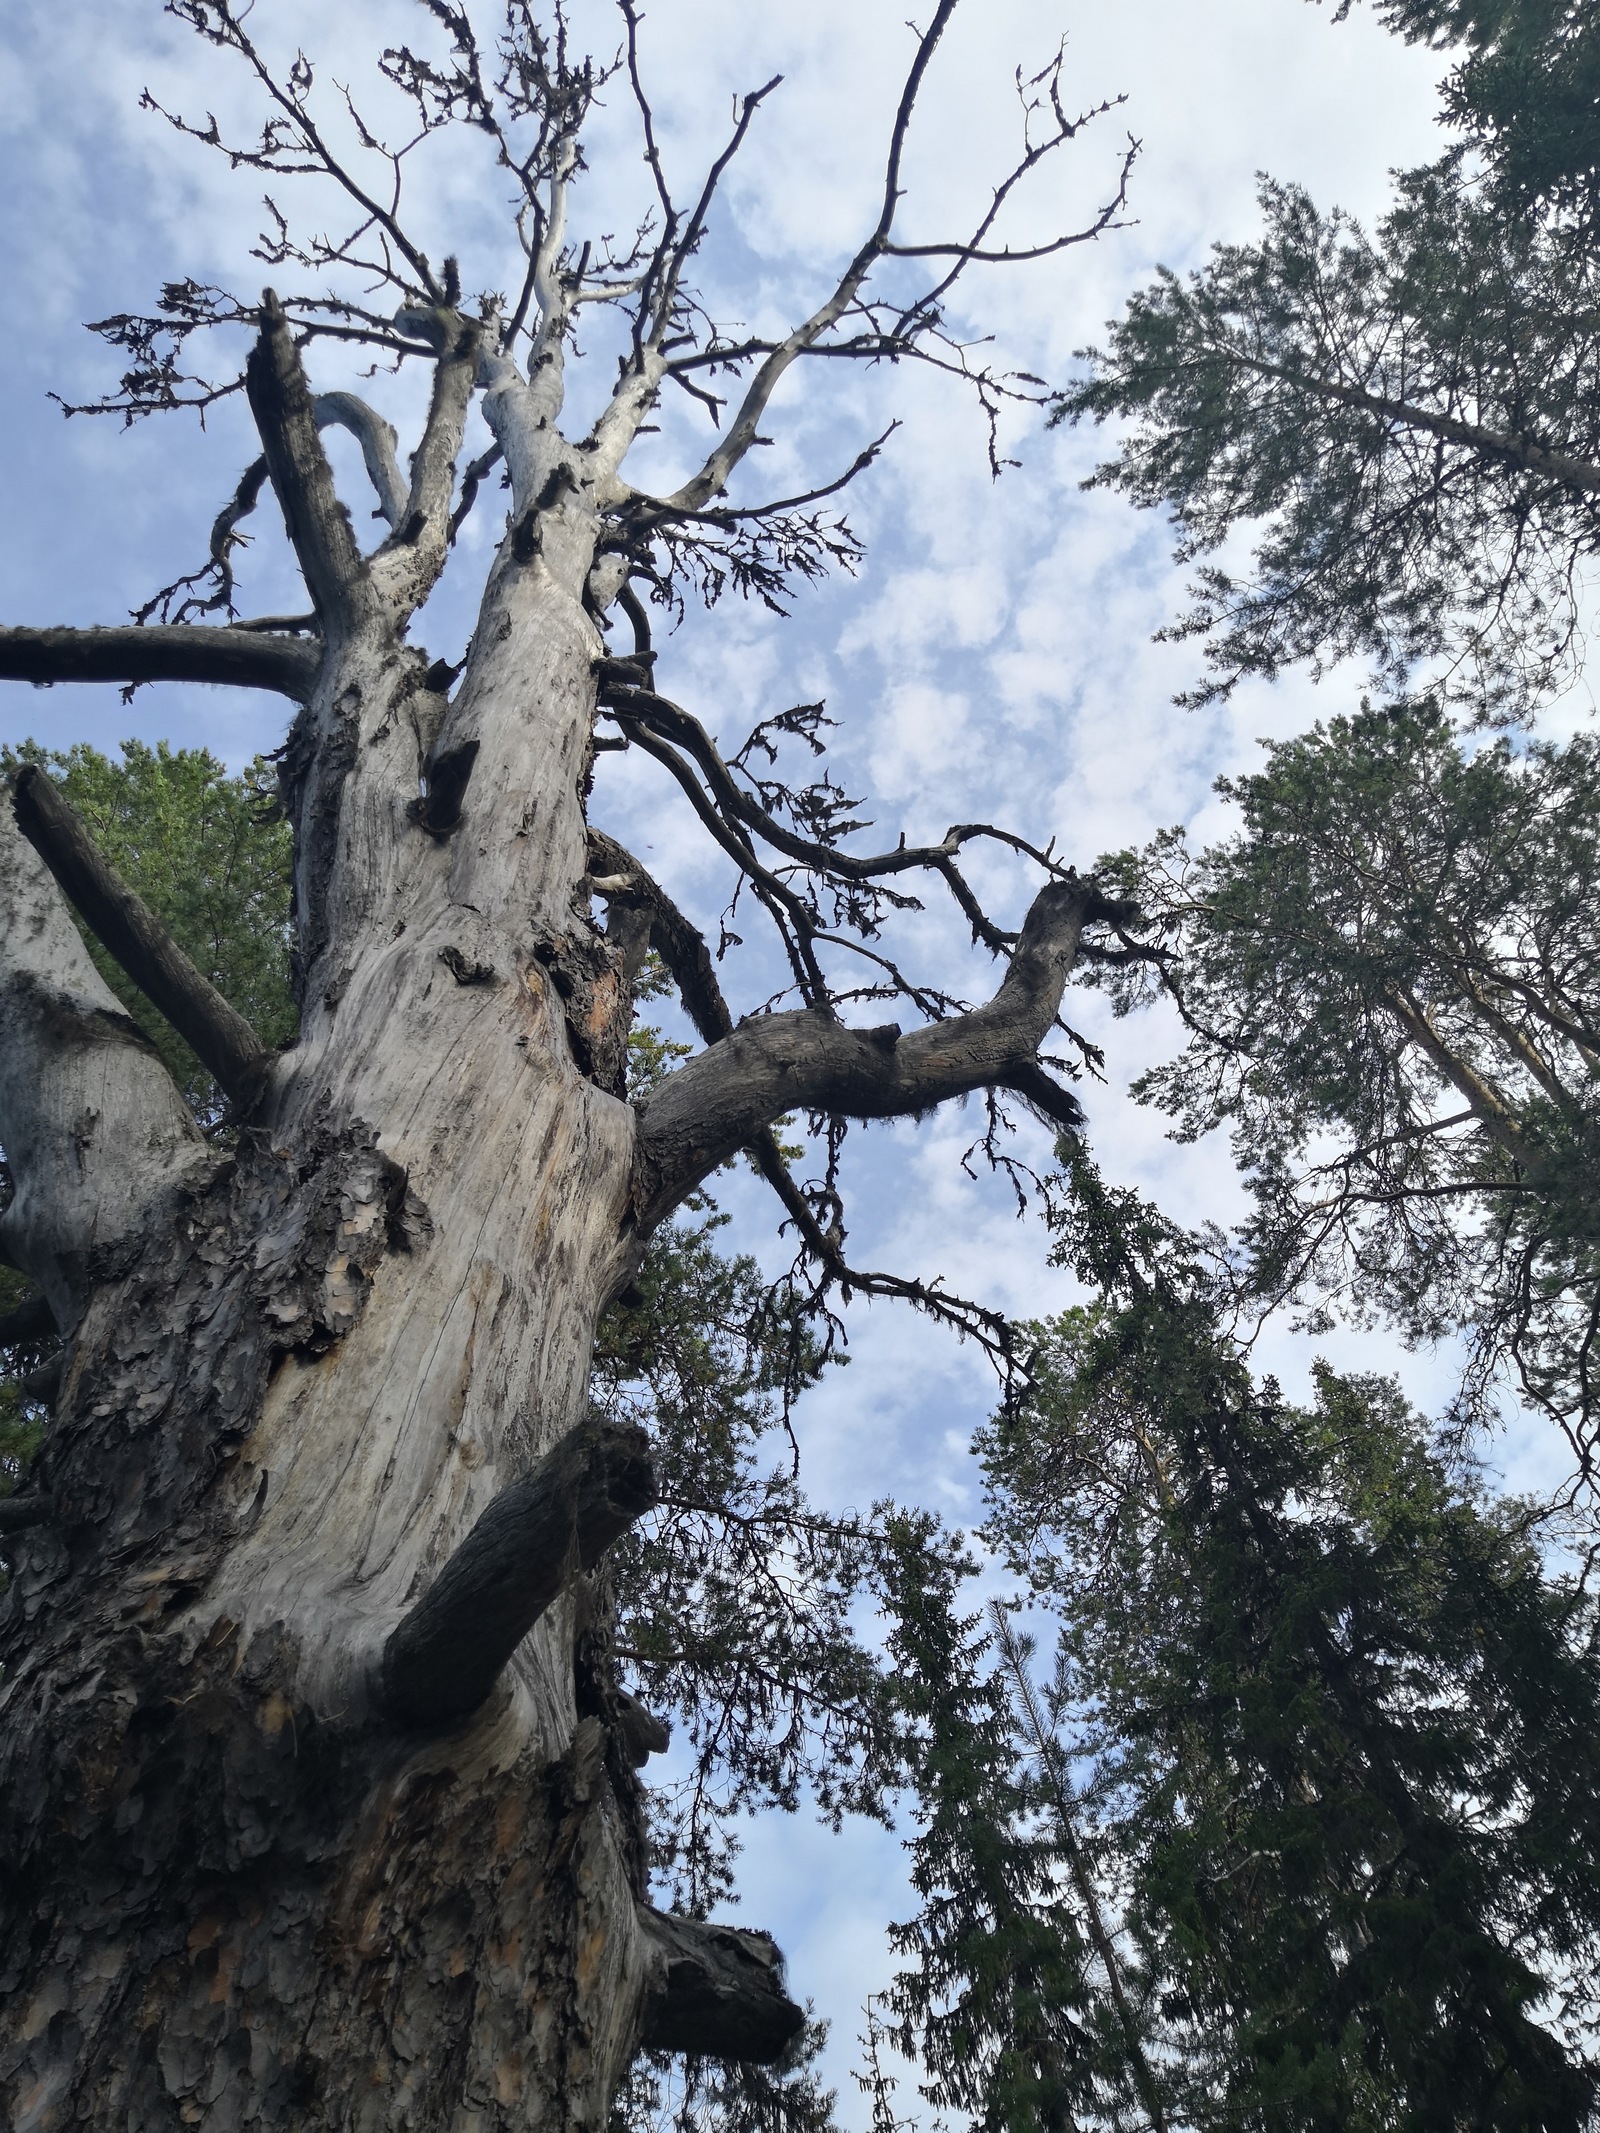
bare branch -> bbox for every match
[136,455,272,625]
[12,766,272,1113]
[312,391,409,527]
[155,0,443,301]
[585,831,1028,1362]
[661,0,961,512]
[449,442,505,543]
[0,623,318,702]
[637,1909,806,2063]
[245,292,377,637]
[0,800,206,1324]
[587,827,732,1044]
[633,876,1096,1229]
[380,1417,657,1730]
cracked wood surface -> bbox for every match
[0,14,1117,2118]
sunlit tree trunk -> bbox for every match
[0,8,1124,2123]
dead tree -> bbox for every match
[0,5,1136,2127]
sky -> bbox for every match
[0,0,1507,2115]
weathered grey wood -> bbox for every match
[380,1418,657,1729]
[12,765,273,1112]
[0,621,319,700]
[0,21,1111,2123]
[639,1909,807,2061]
[0,795,209,1324]
[634,876,1096,1228]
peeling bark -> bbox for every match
[0,22,1111,2117]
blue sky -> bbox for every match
[0,0,1495,2114]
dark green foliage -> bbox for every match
[1343,0,1600,214]
[1087,702,1600,1467]
[976,1156,1600,2129]
[1056,0,1600,720]
[1055,173,1600,717]
[594,1219,906,1913]
[1,739,297,1120]
[879,1514,1148,2133]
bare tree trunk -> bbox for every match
[0,12,1123,2120]
[0,317,794,2133]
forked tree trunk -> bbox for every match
[0,256,1096,2125]
[0,312,804,2133]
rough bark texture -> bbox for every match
[0,340,664,2133]
[0,28,1102,2117]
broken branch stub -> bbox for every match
[638,1909,807,2062]
[380,1417,658,1730]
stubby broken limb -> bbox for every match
[633,876,1098,1230]
[12,766,272,1113]
[0,1292,56,1348]
[380,1418,658,1730]
[638,1909,807,2062]
[0,1495,56,1535]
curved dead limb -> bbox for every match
[134,454,273,626]
[633,876,1096,1230]
[600,678,1079,978]
[587,827,731,1046]
[611,713,831,1004]
[449,442,505,544]
[380,1417,658,1731]
[12,766,272,1113]
[589,828,1033,1368]
[0,622,318,702]
[637,1909,806,2062]
[312,391,408,528]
